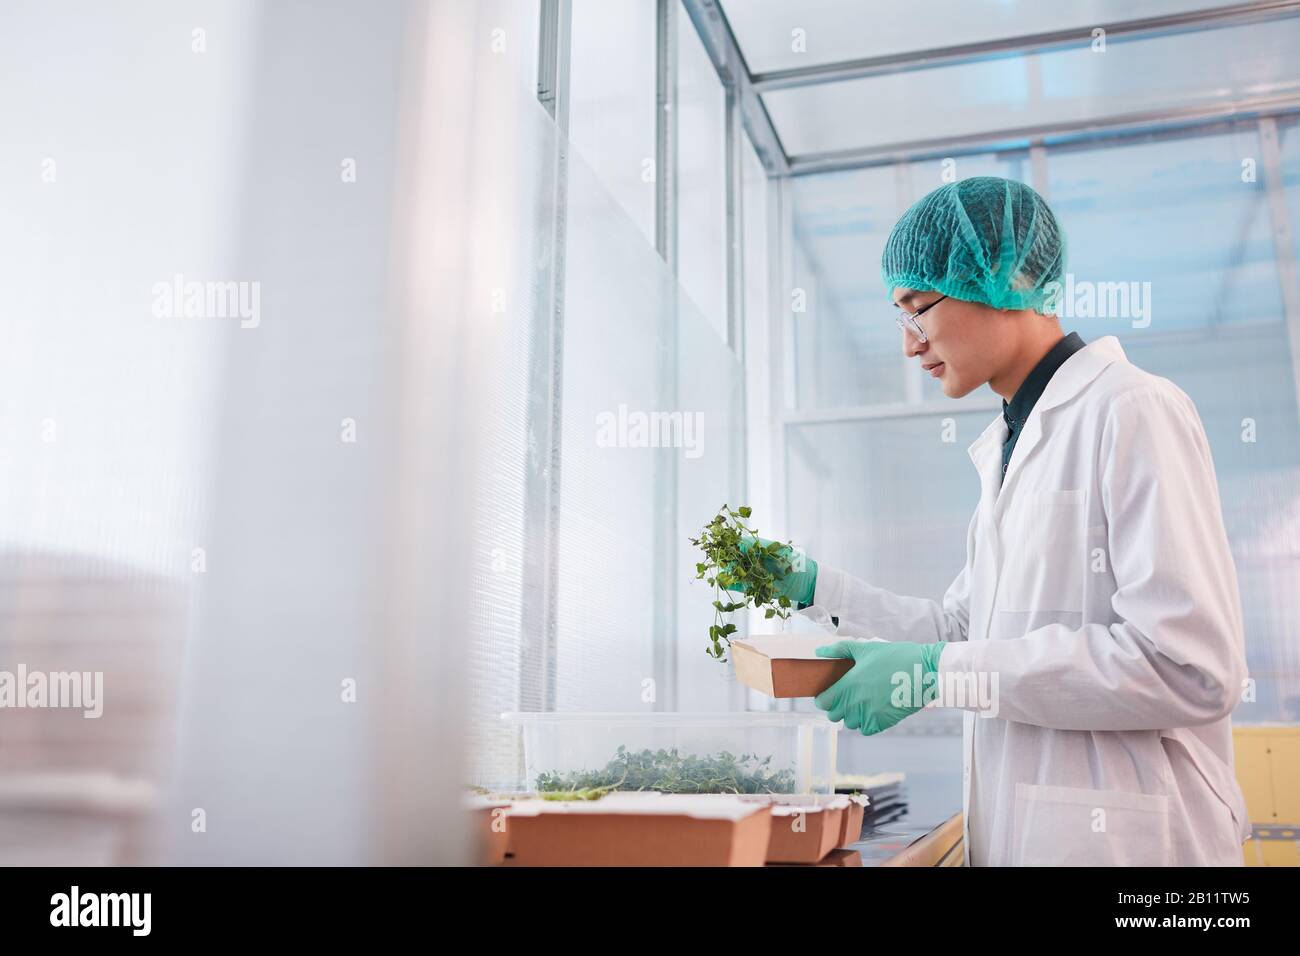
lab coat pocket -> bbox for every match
[1000,490,1085,613]
[1013,782,1172,866]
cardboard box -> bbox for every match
[742,794,852,864]
[465,796,513,865]
[767,804,845,863]
[838,796,869,848]
[475,806,511,864]
[730,635,863,698]
[505,793,773,867]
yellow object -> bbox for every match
[882,812,964,867]
[1234,724,1300,866]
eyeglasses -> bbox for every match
[895,294,947,344]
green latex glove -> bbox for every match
[813,640,946,735]
[727,535,818,607]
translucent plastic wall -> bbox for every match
[0,0,755,856]
[0,0,259,865]
[453,0,749,789]
[1,0,552,864]
[552,123,745,717]
[2,0,707,864]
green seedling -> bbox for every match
[538,777,623,802]
[535,744,796,795]
[690,504,798,662]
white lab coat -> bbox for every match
[813,335,1251,866]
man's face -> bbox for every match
[893,288,1013,399]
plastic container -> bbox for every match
[500,712,839,795]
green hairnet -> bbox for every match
[881,176,1066,313]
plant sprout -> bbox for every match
[536,745,796,795]
[690,504,798,662]
[538,773,625,801]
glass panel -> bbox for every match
[555,135,664,711]
[555,26,745,715]
[0,0,507,863]
[568,0,657,247]
[788,163,902,409]
[1264,118,1300,723]
[742,134,774,516]
[721,0,1241,73]
[446,0,541,792]
[1282,117,1300,265]
[761,17,1300,157]
[676,293,748,711]
[676,1,729,338]
[1047,126,1283,337]
[788,153,1024,409]
[435,6,747,771]
[1125,323,1300,723]
[784,412,984,777]
[787,123,1300,725]
[785,414,984,610]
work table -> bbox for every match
[847,768,964,866]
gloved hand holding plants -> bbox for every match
[690,504,818,662]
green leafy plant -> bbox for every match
[690,504,797,661]
[538,775,624,801]
[535,745,796,795]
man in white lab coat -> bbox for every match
[768,177,1251,866]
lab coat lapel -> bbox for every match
[967,416,1008,526]
[992,336,1126,524]
[965,416,1009,649]
[996,414,1044,517]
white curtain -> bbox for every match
[0,0,756,864]
[0,0,541,866]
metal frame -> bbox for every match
[679,0,788,176]
[781,318,1299,428]
[724,83,751,701]
[520,0,572,713]
[787,92,1300,176]
[784,395,1003,428]
[768,176,793,536]
[750,0,1300,93]
[1258,116,1300,420]
[655,0,678,269]
[725,88,745,352]
[651,0,680,711]
[536,0,567,119]
[672,1,1300,176]
[893,162,924,404]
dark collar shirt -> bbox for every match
[1001,332,1086,481]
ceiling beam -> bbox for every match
[679,0,789,176]
[787,92,1300,176]
[752,0,1300,93]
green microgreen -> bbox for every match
[689,504,797,662]
[535,745,795,795]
